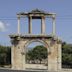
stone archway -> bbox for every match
[10,35,62,71]
[9,9,62,71]
[20,39,49,70]
[23,39,49,70]
[24,39,49,53]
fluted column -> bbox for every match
[52,17,56,36]
[18,17,20,34]
[41,16,45,34]
[28,16,32,34]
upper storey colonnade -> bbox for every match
[17,9,56,36]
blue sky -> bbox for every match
[0,0,72,46]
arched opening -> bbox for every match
[24,40,48,69]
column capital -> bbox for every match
[52,17,55,20]
[17,17,20,19]
[52,14,56,19]
[17,15,20,19]
[28,15,32,18]
[41,16,45,19]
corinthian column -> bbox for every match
[18,17,20,34]
[28,16,32,34]
[52,17,56,36]
[41,16,45,34]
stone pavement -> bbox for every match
[0,68,72,72]
[0,69,48,72]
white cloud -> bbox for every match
[0,21,6,32]
[0,21,10,32]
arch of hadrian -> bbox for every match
[9,9,62,71]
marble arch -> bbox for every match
[9,9,62,71]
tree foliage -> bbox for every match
[26,45,48,64]
[62,42,72,68]
[0,45,11,66]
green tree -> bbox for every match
[62,42,72,68]
[26,45,48,64]
[0,45,11,66]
